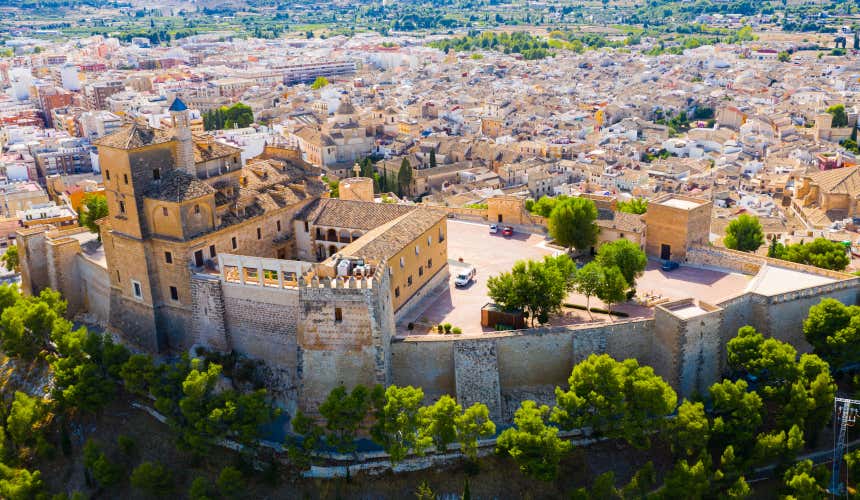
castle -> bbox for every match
[16,99,860,421]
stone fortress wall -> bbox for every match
[16,224,860,422]
[391,246,860,421]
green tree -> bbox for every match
[418,395,460,454]
[397,158,413,196]
[753,425,804,467]
[486,255,576,326]
[371,385,431,464]
[547,197,599,252]
[119,354,158,396]
[728,325,835,435]
[429,148,437,169]
[621,462,657,499]
[596,265,628,318]
[50,325,130,413]
[7,391,47,448]
[0,288,67,359]
[455,402,495,460]
[724,214,764,252]
[616,198,648,214]
[780,238,849,271]
[596,239,646,288]
[83,440,123,487]
[496,400,572,481]
[130,461,174,497]
[782,460,829,499]
[529,195,567,217]
[0,464,44,500]
[803,297,860,368]
[709,379,763,452]
[670,400,709,457]
[1,245,18,273]
[777,50,791,62]
[827,104,849,128]
[286,410,323,471]
[553,354,677,448]
[319,385,372,454]
[660,458,711,499]
[574,262,603,318]
[79,194,108,240]
[310,76,329,89]
[415,480,435,500]
[188,477,212,500]
[216,466,243,499]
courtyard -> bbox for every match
[400,219,755,335]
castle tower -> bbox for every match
[170,97,195,176]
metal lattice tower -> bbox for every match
[831,397,860,496]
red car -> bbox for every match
[502,226,514,237]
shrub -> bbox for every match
[452,327,462,335]
[442,323,453,333]
[117,435,136,457]
[216,466,243,499]
[130,461,173,497]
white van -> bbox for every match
[454,266,476,287]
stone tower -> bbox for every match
[170,97,195,176]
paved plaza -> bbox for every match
[401,220,757,335]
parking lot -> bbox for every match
[401,219,753,335]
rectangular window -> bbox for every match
[162,207,168,216]
[428,258,433,268]
[194,204,200,215]
[153,168,160,180]
[169,286,178,301]
[394,287,400,298]
[418,266,424,277]
[257,227,262,240]
[407,275,413,286]
[119,201,126,214]
[334,307,342,322]
[231,237,237,250]
[164,251,173,264]
[209,245,216,258]
[116,270,120,283]
[123,173,129,185]
[132,280,142,299]
[105,170,110,181]
[194,250,204,267]
[276,220,281,232]
[304,221,309,232]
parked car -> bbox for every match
[661,260,680,272]
[489,224,498,234]
[454,266,476,287]
[502,226,514,237]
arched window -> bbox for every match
[328,245,337,257]
[339,230,351,243]
[327,228,337,242]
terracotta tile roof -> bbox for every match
[94,123,172,150]
[295,126,335,147]
[193,135,241,162]
[144,169,215,202]
[339,208,447,261]
[301,198,416,230]
[596,211,645,233]
[807,166,860,196]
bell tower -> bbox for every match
[169,97,195,176]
